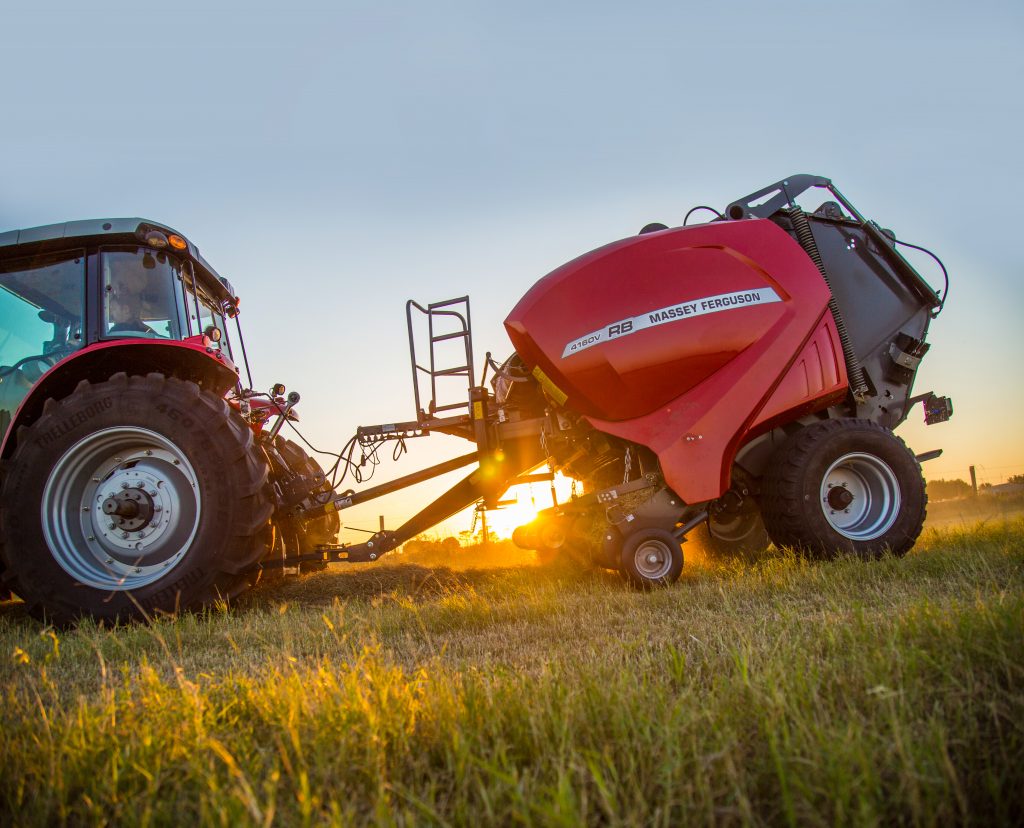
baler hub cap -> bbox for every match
[41,427,201,590]
[819,452,900,541]
[632,537,674,580]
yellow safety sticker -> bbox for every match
[473,401,484,420]
[531,365,569,405]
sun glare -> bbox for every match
[460,470,578,540]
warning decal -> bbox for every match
[560,288,782,359]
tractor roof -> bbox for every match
[0,218,236,303]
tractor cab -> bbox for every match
[0,219,241,443]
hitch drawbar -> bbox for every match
[300,451,480,520]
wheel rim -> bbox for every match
[633,538,673,580]
[819,452,900,541]
[41,427,201,590]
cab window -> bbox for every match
[101,248,183,339]
[0,251,85,439]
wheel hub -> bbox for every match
[819,452,900,541]
[634,540,672,579]
[42,427,201,590]
[825,485,854,511]
[101,488,155,531]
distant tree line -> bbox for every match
[926,478,974,501]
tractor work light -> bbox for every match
[168,234,187,251]
[204,325,222,343]
[144,229,169,249]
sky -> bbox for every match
[2,0,1023,540]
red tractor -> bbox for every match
[0,176,952,621]
[0,220,336,621]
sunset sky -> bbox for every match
[2,1,1022,540]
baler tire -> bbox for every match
[691,504,769,561]
[620,527,684,587]
[0,373,273,624]
[761,419,926,560]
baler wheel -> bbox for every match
[761,419,926,559]
[691,502,769,560]
[620,528,684,587]
[0,373,273,623]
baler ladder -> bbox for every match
[406,296,475,421]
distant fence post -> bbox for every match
[969,465,978,496]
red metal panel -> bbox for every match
[748,313,847,435]
[505,218,846,504]
[0,339,238,458]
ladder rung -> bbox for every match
[433,366,469,377]
[432,402,469,413]
[431,331,469,343]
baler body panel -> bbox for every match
[505,220,834,422]
[504,219,848,503]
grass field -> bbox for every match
[1,520,1022,826]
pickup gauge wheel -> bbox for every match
[0,373,272,623]
[620,528,684,587]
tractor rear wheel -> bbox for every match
[0,373,273,623]
[761,419,926,559]
[273,437,338,572]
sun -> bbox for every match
[459,470,578,540]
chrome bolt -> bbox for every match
[87,535,96,541]
[82,506,90,512]
[134,567,142,574]
[108,522,116,530]
[105,558,114,564]
[121,482,130,489]
[153,505,162,512]
[121,531,129,539]
[145,450,153,456]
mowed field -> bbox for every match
[1,518,1022,826]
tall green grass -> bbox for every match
[1,521,1022,825]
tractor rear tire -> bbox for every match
[0,373,273,623]
[273,437,338,572]
[761,419,926,559]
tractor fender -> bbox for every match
[0,339,239,459]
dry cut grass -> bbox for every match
[0,521,1022,826]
